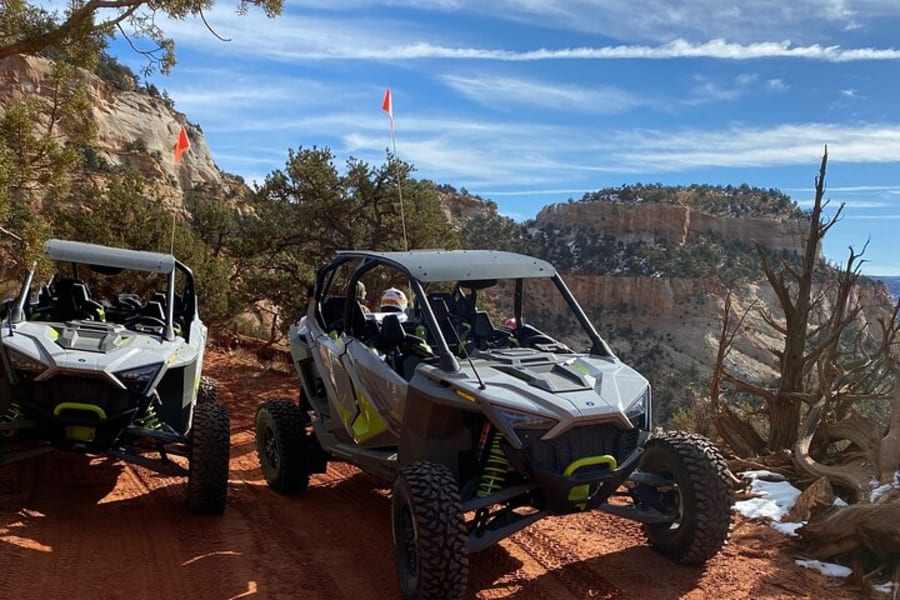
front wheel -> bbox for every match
[638,431,733,565]
[198,376,218,404]
[187,402,231,514]
[391,462,468,600]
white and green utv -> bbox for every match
[0,239,229,513]
[256,250,733,599]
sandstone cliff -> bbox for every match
[536,201,807,252]
[0,55,227,200]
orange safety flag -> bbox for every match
[382,88,394,134]
[173,126,190,164]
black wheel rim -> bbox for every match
[658,469,683,531]
[263,425,280,472]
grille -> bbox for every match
[27,376,134,419]
[524,424,639,473]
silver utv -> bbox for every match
[255,250,733,599]
[0,239,230,513]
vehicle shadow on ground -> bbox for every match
[501,544,703,600]
[0,452,124,518]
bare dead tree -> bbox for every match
[711,148,900,475]
[711,148,900,585]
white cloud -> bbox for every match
[687,73,760,105]
[279,1,900,44]
[767,78,789,91]
[159,10,900,64]
[608,123,900,170]
[440,74,652,114]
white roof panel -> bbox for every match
[44,239,176,274]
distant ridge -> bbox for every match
[871,275,900,301]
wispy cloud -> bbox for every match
[608,123,900,170]
[161,11,900,64]
[687,73,761,105]
[766,78,789,91]
[213,110,900,187]
[279,1,899,44]
[441,75,652,114]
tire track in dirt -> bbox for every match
[510,526,622,599]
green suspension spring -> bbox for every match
[1,403,22,436]
[3,402,22,422]
[136,403,163,431]
[477,434,510,498]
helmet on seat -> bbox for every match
[380,287,408,313]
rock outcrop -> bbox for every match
[537,202,807,252]
[0,55,225,199]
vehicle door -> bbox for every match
[340,264,419,447]
[307,259,362,440]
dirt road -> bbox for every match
[0,350,868,600]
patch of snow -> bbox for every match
[795,559,853,578]
[739,469,786,482]
[833,497,848,507]
[870,471,900,503]
[734,472,801,522]
[873,582,896,595]
[771,521,803,537]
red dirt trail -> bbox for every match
[0,349,869,600]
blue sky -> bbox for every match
[101,1,900,275]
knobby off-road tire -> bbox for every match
[639,431,733,565]
[391,462,468,600]
[188,402,231,514]
[198,376,218,404]
[255,400,311,494]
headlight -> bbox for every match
[625,387,651,430]
[7,348,47,379]
[497,407,558,430]
[115,363,163,394]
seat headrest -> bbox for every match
[70,283,90,304]
[382,314,405,345]
[144,300,166,321]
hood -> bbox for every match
[456,347,650,433]
[1,320,193,391]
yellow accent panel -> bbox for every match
[65,426,95,442]
[53,403,107,420]
[116,336,132,347]
[351,390,388,443]
[570,361,592,376]
[564,454,618,508]
[47,327,60,340]
[454,389,476,403]
[336,403,355,427]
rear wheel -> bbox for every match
[187,402,230,514]
[638,431,733,564]
[255,400,313,494]
[391,462,468,600]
